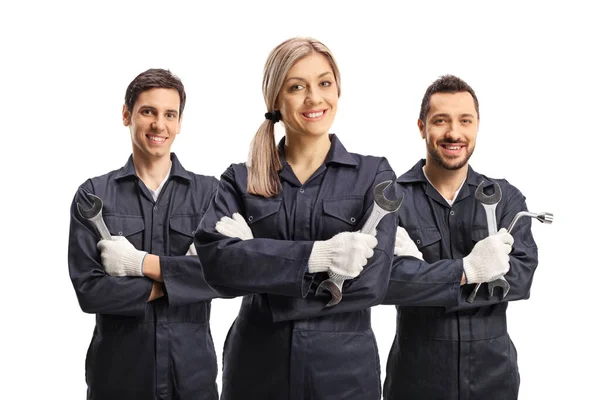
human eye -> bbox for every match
[290,84,304,91]
[141,109,154,116]
[320,80,333,87]
[166,112,177,119]
[433,118,446,125]
[461,119,473,124]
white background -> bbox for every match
[1,0,597,398]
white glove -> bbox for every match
[216,213,254,240]
[463,228,513,284]
[97,236,147,277]
[308,232,377,278]
[394,227,423,260]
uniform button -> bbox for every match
[416,239,421,244]
[248,216,254,222]
[118,231,123,236]
[299,188,305,193]
[154,206,158,211]
[450,211,455,216]
[350,217,356,223]
[191,230,196,235]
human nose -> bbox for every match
[304,86,323,105]
[446,120,461,140]
[151,115,165,131]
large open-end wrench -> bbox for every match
[315,180,404,307]
[77,193,112,240]
[467,182,506,303]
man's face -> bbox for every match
[419,92,479,170]
[122,88,182,162]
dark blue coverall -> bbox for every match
[383,160,539,400]
[195,135,398,400]
[68,154,220,400]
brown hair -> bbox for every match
[247,38,341,197]
[419,74,479,123]
[125,68,186,118]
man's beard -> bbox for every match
[427,140,474,171]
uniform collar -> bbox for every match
[114,153,192,181]
[277,134,358,168]
[398,159,488,206]
[398,159,481,186]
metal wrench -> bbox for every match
[507,211,553,233]
[77,193,112,240]
[467,192,554,302]
[477,211,553,300]
[315,180,404,307]
[467,182,507,303]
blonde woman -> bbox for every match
[195,38,397,399]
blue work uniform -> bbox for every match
[383,160,539,400]
[68,153,220,400]
[195,135,398,400]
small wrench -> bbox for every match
[478,211,553,300]
[77,193,112,240]
[467,182,508,303]
[507,211,553,233]
[315,180,404,307]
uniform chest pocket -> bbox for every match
[103,215,145,250]
[470,226,492,255]
[243,195,282,239]
[321,196,363,238]
[170,214,203,256]
[471,226,489,242]
[406,226,441,262]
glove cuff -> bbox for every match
[463,255,483,284]
[308,241,333,273]
[122,249,147,277]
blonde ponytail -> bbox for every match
[247,120,282,197]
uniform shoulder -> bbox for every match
[220,162,248,180]
[186,171,219,187]
[76,167,124,195]
[212,162,249,196]
[348,152,393,172]
[396,161,425,187]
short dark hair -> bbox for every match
[419,75,479,122]
[124,68,186,117]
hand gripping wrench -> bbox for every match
[467,182,508,303]
[468,210,554,302]
[467,184,555,303]
[316,180,404,307]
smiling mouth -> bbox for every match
[441,144,463,150]
[301,110,327,120]
[147,134,167,144]
[439,142,467,156]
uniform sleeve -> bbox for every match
[446,185,539,312]
[383,180,464,307]
[267,159,398,322]
[383,255,463,307]
[68,184,153,316]
[194,166,314,298]
[160,177,222,306]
